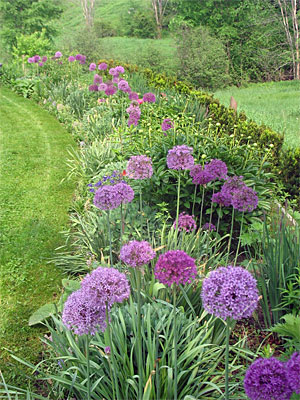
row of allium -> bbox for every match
[2,55,299,400]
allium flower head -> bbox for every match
[143,92,156,103]
[127,155,153,179]
[75,54,82,61]
[113,76,120,83]
[205,159,228,180]
[190,164,214,185]
[201,265,259,320]
[33,55,41,63]
[93,185,122,210]
[42,56,47,63]
[93,74,102,84]
[28,57,33,63]
[118,79,130,92]
[80,55,86,64]
[109,67,118,76]
[81,266,130,306]
[155,250,197,287]
[105,85,117,96]
[167,145,194,170]
[129,91,139,101]
[114,182,134,204]
[62,289,106,335]
[244,357,293,400]
[211,191,232,207]
[89,84,99,92]
[55,51,62,58]
[231,186,258,212]
[202,223,216,231]
[173,212,197,233]
[286,352,300,394]
[38,62,44,67]
[222,176,246,198]
[89,63,96,71]
[120,240,156,267]
[98,62,108,70]
[115,65,125,74]
[68,56,75,62]
[99,83,108,91]
[161,118,174,132]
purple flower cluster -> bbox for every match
[68,56,75,62]
[161,118,174,132]
[205,159,228,180]
[89,84,99,92]
[89,63,96,71]
[118,79,130,92]
[167,145,194,170]
[127,155,153,179]
[143,92,156,103]
[211,191,232,207]
[120,240,156,267]
[244,357,293,400]
[88,171,125,193]
[202,223,216,232]
[201,265,259,320]
[93,181,134,210]
[173,212,197,233]
[55,51,62,58]
[190,165,214,185]
[126,101,141,126]
[93,74,103,84]
[129,91,139,101]
[105,85,117,96]
[98,62,108,70]
[114,182,134,204]
[286,352,300,394]
[154,250,197,287]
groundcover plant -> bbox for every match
[0,52,299,400]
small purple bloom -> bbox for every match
[33,55,41,63]
[93,185,122,210]
[80,55,86,65]
[205,159,228,180]
[75,54,82,61]
[55,51,62,58]
[98,62,108,70]
[127,155,153,179]
[286,352,300,394]
[93,74,103,84]
[89,63,96,71]
[68,56,75,62]
[38,62,44,67]
[120,240,156,268]
[104,346,111,355]
[173,212,197,233]
[222,176,246,198]
[201,265,259,320]
[244,357,293,400]
[112,76,120,83]
[115,65,125,74]
[109,67,118,76]
[143,92,156,103]
[89,84,99,92]
[154,250,197,287]
[129,92,139,101]
[202,223,216,231]
[28,57,33,63]
[99,83,108,91]
[42,56,47,63]
[126,102,141,126]
[114,182,134,204]
[161,118,174,132]
[105,85,117,96]
[190,165,214,185]
[118,79,130,92]
[231,186,259,212]
[211,191,232,207]
[167,145,194,170]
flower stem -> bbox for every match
[199,185,205,229]
[107,210,113,265]
[120,203,123,247]
[225,319,231,400]
[175,172,181,246]
[173,285,178,400]
[136,268,143,399]
[192,184,197,216]
[86,335,91,400]
[226,207,235,265]
[106,303,119,400]
[234,211,244,266]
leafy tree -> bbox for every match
[12,29,52,61]
[0,0,62,51]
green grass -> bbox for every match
[0,86,75,384]
[215,80,300,148]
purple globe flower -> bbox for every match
[286,352,300,394]
[143,92,156,103]
[190,165,214,185]
[38,62,44,67]
[118,79,130,92]
[222,176,246,198]
[173,212,197,233]
[114,182,134,204]
[33,55,41,63]
[89,84,99,92]
[42,56,47,63]
[105,85,117,96]
[127,155,153,179]
[167,145,194,170]
[93,185,122,210]
[231,186,259,212]
[205,159,228,180]
[68,56,75,62]
[81,266,130,306]
[98,62,108,70]
[109,67,118,76]
[99,83,108,91]
[161,118,174,132]
[202,223,216,231]
[155,250,197,287]
[126,102,141,126]
[93,74,103,84]
[113,76,120,83]
[120,240,156,267]
[28,57,33,63]
[244,357,293,400]
[129,91,139,101]
[55,51,62,58]
[62,289,107,335]
[80,55,86,65]
[89,63,96,71]
[211,191,232,207]
[201,266,259,320]
[115,65,125,74]
[75,54,82,61]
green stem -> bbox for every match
[208,183,215,229]
[226,208,235,265]
[192,184,197,216]
[173,285,178,400]
[225,319,231,400]
[106,303,119,400]
[139,181,143,215]
[175,173,181,246]
[107,210,113,265]
[216,206,221,236]
[234,211,244,266]
[120,203,123,247]
[199,185,205,229]
[136,269,143,399]
[86,335,91,400]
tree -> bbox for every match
[80,0,96,28]
[151,0,170,38]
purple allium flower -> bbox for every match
[231,186,259,212]
[190,165,214,185]
[81,266,130,306]
[93,185,122,210]
[244,357,293,400]
[42,56,47,63]
[127,155,153,179]
[104,346,111,355]
[89,63,96,71]
[129,91,139,101]
[98,83,108,91]
[120,240,156,268]
[38,62,44,67]
[68,56,75,62]
[173,212,197,233]
[114,182,134,204]
[118,79,130,92]
[205,159,228,180]
[115,65,125,74]
[28,57,33,63]
[93,74,103,84]
[62,289,106,335]
[112,76,120,83]
[202,223,216,231]
[161,118,174,132]
[222,176,246,198]
[105,85,117,96]
[167,145,194,170]
[109,67,118,76]
[89,84,99,92]
[33,55,41,63]
[80,55,86,65]
[98,62,108,70]
[154,250,197,287]
[143,92,156,103]
[286,352,300,394]
[201,266,259,320]
[55,51,62,58]
[211,191,232,207]
[75,54,82,61]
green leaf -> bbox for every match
[28,303,56,326]
[62,279,81,293]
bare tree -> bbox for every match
[68,0,96,28]
[277,0,299,79]
[151,0,169,39]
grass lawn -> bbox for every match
[0,86,75,384]
[215,80,300,148]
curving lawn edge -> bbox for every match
[0,86,76,384]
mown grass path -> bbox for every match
[0,86,75,383]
